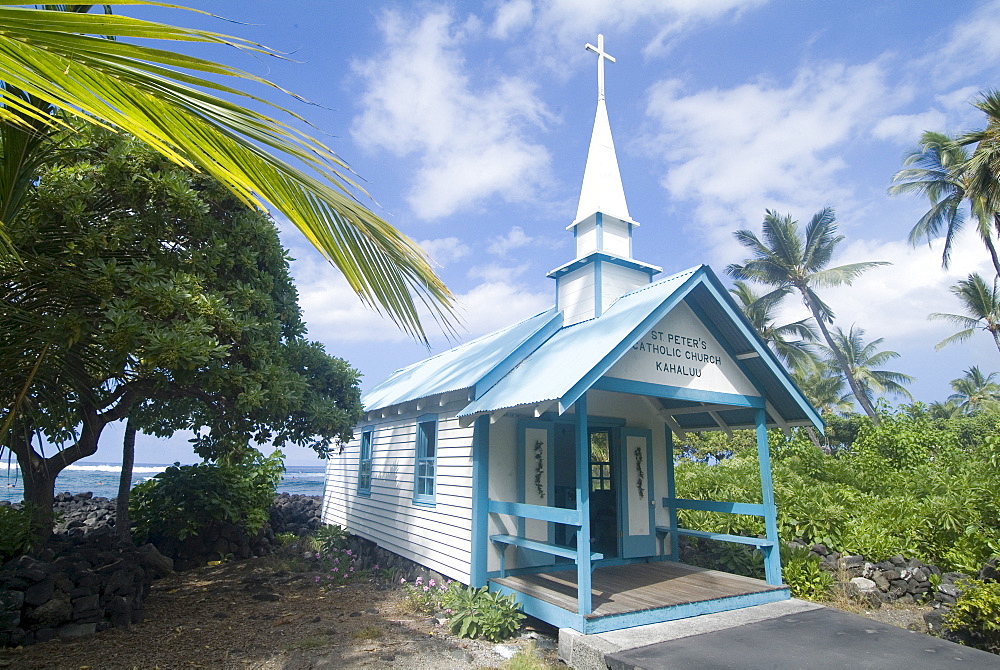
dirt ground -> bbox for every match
[0,555,562,670]
[0,553,940,670]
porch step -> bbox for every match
[655,527,774,548]
[490,534,604,561]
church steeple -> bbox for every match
[548,34,660,326]
[575,35,631,226]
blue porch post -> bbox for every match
[470,416,490,587]
[664,426,679,559]
[755,408,782,585]
[575,393,592,615]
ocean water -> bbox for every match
[0,462,327,504]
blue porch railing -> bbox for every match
[658,496,780,584]
[486,500,602,578]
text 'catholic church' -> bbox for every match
[322,35,823,634]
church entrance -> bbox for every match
[588,428,619,558]
[548,421,623,559]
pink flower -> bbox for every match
[422,586,429,592]
[428,579,436,587]
[415,577,423,585]
[399,578,406,584]
[314,576,320,583]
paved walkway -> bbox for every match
[558,599,1000,670]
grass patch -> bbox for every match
[352,625,382,641]
[286,634,329,651]
[500,643,560,670]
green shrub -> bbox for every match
[675,408,1000,573]
[275,531,298,547]
[313,523,350,553]
[780,545,834,600]
[442,585,525,642]
[0,504,34,563]
[313,546,365,587]
[943,579,1000,653]
[400,576,451,613]
[130,449,284,542]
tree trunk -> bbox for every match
[805,426,830,454]
[20,454,57,543]
[988,213,1000,280]
[800,290,881,424]
[116,417,136,542]
[984,218,1000,280]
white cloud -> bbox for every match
[469,262,531,282]
[534,0,770,55]
[872,110,947,142]
[927,0,1000,87]
[488,226,534,256]
[643,62,893,258]
[290,248,549,346]
[490,0,533,38]
[351,7,553,220]
[418,237,471,267]
[453,280,551,337]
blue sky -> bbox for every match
[91,0,1000,465]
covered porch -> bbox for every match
[472,391,789,633]
[460,267,821,634]
[492,561,788,634]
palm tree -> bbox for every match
[889,131,1000,277]
[947,366,1000,415]
[956,90,1000,259]
[790,361,853,415]
[727,208,890,420]
[927,399,961,420]
[729,280,818,371]
[817,326,914,410]
[929,272,1000,353]
[0,3,454,340]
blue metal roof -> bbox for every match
[460,267,702,417]
[363,265,822,432]
[362,308,561,411]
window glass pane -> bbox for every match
[422,422,436,457]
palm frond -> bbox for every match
[807,261,890,288]
[0,3,456,341]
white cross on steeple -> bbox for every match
[585,34,615,101]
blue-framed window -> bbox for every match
[357,428,374,496]
[413,415,437,505]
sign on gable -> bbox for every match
[605,301,759,399]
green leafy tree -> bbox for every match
[817,326,914,410]
[727,208,890,421]
[948,366,1000,415]
[1,127,362,536]
[930,272,1000,353]
[730,280,818,371]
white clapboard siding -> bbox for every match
[602,262,648,310]
[322,409,475,583]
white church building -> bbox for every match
[322,35,822,634]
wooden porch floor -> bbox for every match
[491,561,785,619]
